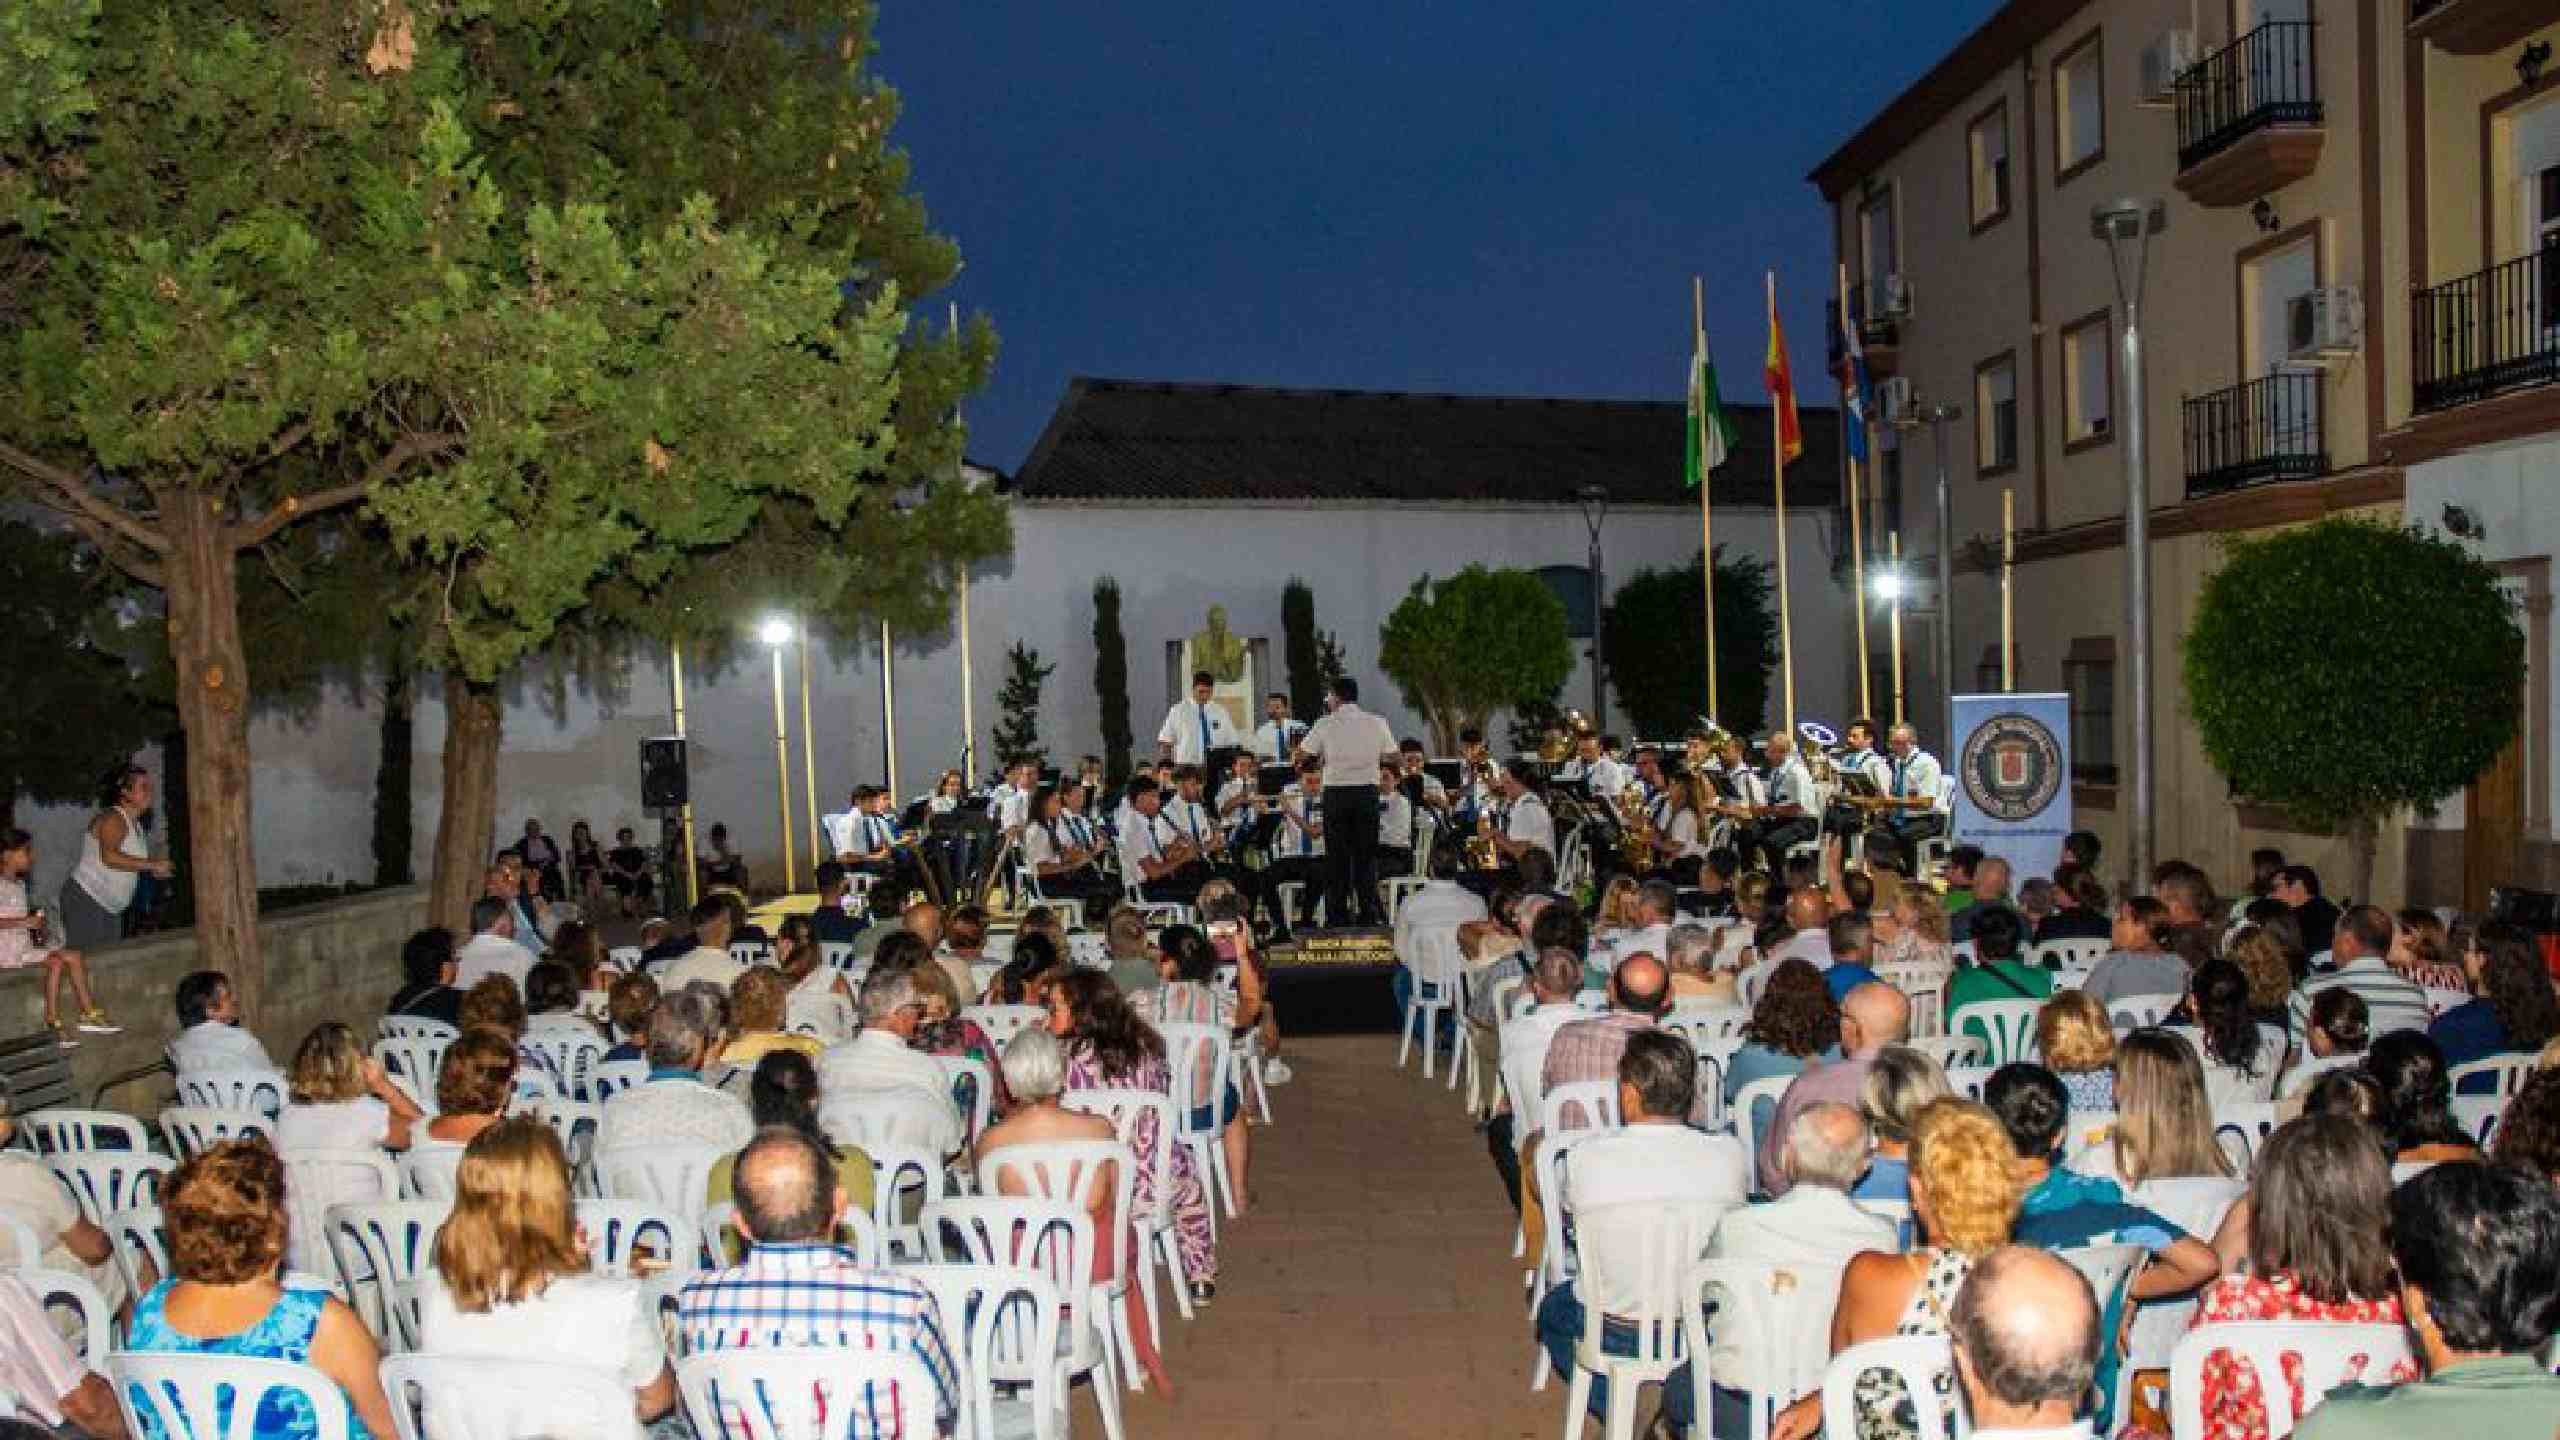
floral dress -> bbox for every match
[125,1279,371,1440]
[1062,1040,1217,1285]
[2189,1272,2415,1440]
[1852,1248,1973,1440]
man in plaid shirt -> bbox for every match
[679,1127,958,1437]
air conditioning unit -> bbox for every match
[2287,286,2363,362]
[1879,274,1915,319]
[2138,29,2198,107]
[1878,376,1917,425]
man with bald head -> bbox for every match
[1950,1246,2102,1439]
[679,1126,958,1435]
[1759,980,1910,1194]
[1766,888,1835,970]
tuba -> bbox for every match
[1798,721,1841,783]
[1540,708,1592,765]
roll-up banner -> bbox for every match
[1949,692,2074,883]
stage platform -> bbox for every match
[1260,927,1401,1036]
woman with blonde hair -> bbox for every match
[1771,1098,2024,1440]
[2223,924,2297,1022]
[2101,1029,2234,1188]
[721,964,821,1066]
[1874,885,1953,973]
[274,1021,423,1154]
[1593,874,1641,940]
[2035,990,2118,1114]
[1853,1045,1954,1203]
[420,1118,676,1423]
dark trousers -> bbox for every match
[1487,1113,1521,1210]
[1743,817,1818,878]
[1864,812,1946,871]
[1262,856,1327,929]
[1321,783,1383,927]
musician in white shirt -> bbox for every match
[1741,732,1819,879]
[1250,692,1306,767]
[1375,760,1416,876]
[1057,779,1106,855]
[1556,731,1632,799]
[1261,758,1328,936]
[1460,759,1555,899]
[1214,752,1264,849]
[1019,785,1118,909]
[835,786,944,905]
[1396,739,1449,815]
[1114,777,1207,904]
[1156,671,1245,766]
[1867,723,1950,856]
[989,759,1037,837]
[1642,770,1712,886]
[1297,676,1401,928]
[1823,716,1893,843]
[1456,727,1498,822]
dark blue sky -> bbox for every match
[872,2,2003,471]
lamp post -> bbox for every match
[797,615,821,872]
[1873,558,1906,727]
[1922,403,1960,747]
[759,617,798,894]
[1576,484,1610,730]
[2095,197,2165,889]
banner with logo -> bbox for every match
[1949,692,2073,882]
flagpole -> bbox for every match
[1694,276,1720,722]
[1889,533,1906,726]
[1767,271,1797,737]
[1837,263,1873,720]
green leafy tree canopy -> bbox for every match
[1602,546,1781,738]
[2183,516,2523,894]
[1378,565,1574,753]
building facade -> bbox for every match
[1813,0,2560,906]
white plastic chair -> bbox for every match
[1064,933,1110,971]
[577,1198,701,1282]
[395,1144,464,1202]
[586,1058,650,1102]
[526,1096,603,1178]
[922,1196,1125,1440]
[1560,1200,1722,1440]
[2448,1052,2534,1098]
[862,1142,950,1261]
[1661,1004,1750,1051]
[697,1200,882,1271]
[677,1347,942,1440]
[325,1201,453,1344]
[1903,1034,1986,1071]
[1875,964,1947,1038]
[108,1353,352,1440]
[1063,1087,1195,1333]
[1952,997,2042,1067]
[934,1054,997,1147]
[1528,1129,1616,1353]
[379,1352,643,1440]
[1690,1036,1751,1133]
[2451,1093,2504,1146]
[2107,991,2185,1031]
[2167,1321,2414,1440]
[173,1068,288,1119]
[961,1004,1045,1053]
[1692,1257,1851,1440]
[1820,1335,1965,1440]
[2212,1103,2281,1172]
[370,1035,451,1106]
[377,1017,460,1046]
[47,1151,174,1228]
[21,1266,111,1369]
[904,1262,1068,1440]
[1156,1021,1240,1226]
[521,1027,607,1103]
[1731,1075,1793,1175]
[1396,917,1467,1079]
[727,941,773,969]
[2275,1052,2359,1100]
[975,1139,1144,1394]
[2035,937,2111,972]
[2121,1177,2250,1415]
[1943,1064,1998,1101]
[279,1148,401,1280]
[2059,1242,2148,1327]
[1534,1080,1623,1141]
[593,1141,724,1213]
[607,945,644,971]
[0,1212,38,1268]
[157,1106,274,1160]
[104,1206,168,1303]
[17,1108,148,1155]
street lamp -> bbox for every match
[1890,400,1961,744]
[2095,196,2165,889]
[1576,484,1610,730]
[759,616,798,894]
[1873,548,1907,727]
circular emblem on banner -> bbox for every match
[1959,711,2065,823]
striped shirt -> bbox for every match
[2288,955,2431,1047]
[678,1243,957,1437]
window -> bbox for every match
[2243,237,2317,376]
[2063,638,2117,785]
[2062,311,2113,449]
[2541,165,2560,329]
[1968,103,2011,229]
[2053,31,2105,182]
[1860,189,1898,313]
[1974,354,2018,475]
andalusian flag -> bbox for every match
[1684,342,1738,487]
[1766,279,1804,466]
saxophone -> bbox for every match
[1467,810,1503,870]
[1617,788,1655,871]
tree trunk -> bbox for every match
[2347,812,2381,908]
[428,673,503,933]
[162,494,263,1014]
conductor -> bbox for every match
[1297,675,1399,929]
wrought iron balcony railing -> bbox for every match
[2183,371,2326,498]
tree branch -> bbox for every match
[230,431,459,549]
[59,510,167,590]
[0,438,169,557]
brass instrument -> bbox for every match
[1467,812,1503,871]
[1539,708,1593,765]
[1798,721,1841,784]
[1616,788,1655,871]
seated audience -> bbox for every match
[1822,911,1883,1002]
[1853,1045,1951,1203]
[457,975,565,1101]
[979,930,1066,1007]
[2224,923,2300,1025]
[602,972,658,1063]
[903,947,1011,1121]
[1948,1247,2103,1440]
[2092,1029,2234,1191]
[418,1118,675,1424]
[638,914,692,969]
[707,1051,873,1222]
[0,1268,125,1437]
[774,914,856,1042]
[598,984,752,1153]
[2033,869,2112,945]
[677,1127,956,1436]
[806,862,866,947]
[2034,989,2117,1114]
[0,1081,124,1309]
[2294,1163,2560,1437]
[2187,1115,2414,1440]
[2429,919,2560,1071]
[1945,905,2047,1040]
[2077,896,2187,1008]
[124,1140,399,1440]
[1948,856,2019,945]
[1131,925,1250,1207]
[1764,889,1834,971]
[2488,1065,2560,1180]
[818,964,965,1158]
[2388,907,2467,992]
[2186,959,2276,1109]
[1663,922,1734,1005]
[721,964,821,1067]
[1491,946,1594,1204]
[2287,904,2427,1046]
[1726,958,1837,1113]
[935,905,991,1002]
[450,895,535,993]
[387,927,463,1027]
[2366,1030,2482,1170]
[521,960,587,1032]
[1763,981,1911,1195]
[697,822,748,891]
[657,895,744,991]
[2299,988,2372,1073]
[166,969,275,1074]
[542,921,613,1024]
[2269,863,2338,958]
[1874,884,1953,974]
[274,1022,421,1154]
[418,1029,517,1149]
[1049,970,1219,1303]
[1100,905,1161,997]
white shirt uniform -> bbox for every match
[1157,699,1245,765]
[1162,796,1219,854]
[1116,809,1181,883]
[1662,807,1705,861]
[1378,787,1414,849]
[1021,821,1076,870]
[1505,791,1557,859]
[1059,809,1103,854]
[994,785,1032,833]
[823,810,864,857]
[1250,718,1306,765]
[1762,757,1816,814]
[1835,747,1890,796]
[1215,778,1262,844]
[1561,755,1632,799]
[1274,784,1322,859]
[1884,749,1948,813]
[1299,702,1399,789]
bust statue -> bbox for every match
[1187,605,1248,684]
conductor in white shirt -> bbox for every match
[1297,676,1399,929]
[1157,671,1245,766]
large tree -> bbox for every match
[1601,546,1782,739]
[3,0,1001,966]
[2183,517,2523,900]
[1378,566,1575,753]
[0,519,168,828]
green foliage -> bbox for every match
[1282,578,1322,720]
[0,520,167,815]
[1378,565,1575,751]
[1602,546,1781,738]
[1092,579,1131,786]
[1315,629,1348,695]
[994,642,1053,767]
[2183,517,2523,834]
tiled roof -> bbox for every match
[1011,377,1842,508]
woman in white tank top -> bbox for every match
[59,764,171,950]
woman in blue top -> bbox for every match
[122,1140,396,1440]
[2428,920,2560,1074]
[1724,957,1838,1111]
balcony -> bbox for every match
[1838,285,1902,376]
[2409,0,2550,55]
[2414,245,2560,413]
[2173,21,2324,208]
[2183,372,2327,499]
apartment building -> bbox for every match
[1812,0,2560,906]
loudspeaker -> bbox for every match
[640,736,688,809]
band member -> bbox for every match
[1020,785,1118,910]
[1740,732,1818,878]
[835,785,947,905]
[1298,675,1399,929]
[1215,752,1267,855]
[1058,779,1108,857]
[1156,670,1245,766]
[1683,729,1720,778]
[1164,765,1260,912]
[1866,722,1949,859]
[1115,777,1208,905]
[1456,727,1498,823]
[1630,746,1671,807]
[1822,717,1892,840]
[1261,757,1328,937]
[1642,770,1711,886]
[1251,692,1306,766]
[989,759,1038,840]
[922,769,986,902]
[1461,759,1556,897]
[1376,759,1416,878]
[1555,729,1632,798]
[1701,732,1764,850]
[1076,755,1105,791]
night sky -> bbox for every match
[871,2,2005,471]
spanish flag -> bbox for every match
[1765,272,1803,466]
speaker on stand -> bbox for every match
[642,736,689,907]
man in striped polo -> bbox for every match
[2287,903,2429,1048]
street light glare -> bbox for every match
[759,618,794,646]
[1871,571,1903,601]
